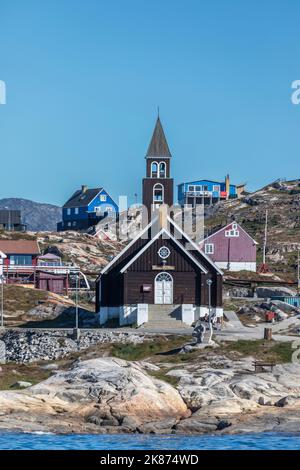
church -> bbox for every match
[96,116,223,327]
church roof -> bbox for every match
[146,117,172,158]
[100,212,223,276]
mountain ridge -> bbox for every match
[0,198,61,231]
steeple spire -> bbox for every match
[146,115,172,158]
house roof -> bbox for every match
[0,240,40,255]
[146,117,172,159]
[120,227,208,274]
[38,253,61,260]
[200,222,258,245]
[178,180,236,187]
[63,187,103,208]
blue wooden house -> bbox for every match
[57,185,118,231]
[178,175,240,207]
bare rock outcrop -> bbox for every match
[0,357,189,433]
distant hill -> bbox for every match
[0,198,61,231]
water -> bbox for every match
[0,432,299,450]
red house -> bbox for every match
[199,222,257,272]
[0,240,40,267]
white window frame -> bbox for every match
[67,208,71,215]
[151,161,158,177]
[225,229,239,237]
[188,185,195,192]
[153,183,164,204]
[204,243,214,254]
[100,194,107,202]
[74,208,79,215]
[159,162,166,178]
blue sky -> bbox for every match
[1,0,300,206]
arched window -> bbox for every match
[153,183,164,204]
[151,162,158,178]
[159,162,166,178]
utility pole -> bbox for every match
[297,250,300,295]
[0,275,4,329]
[263,209,268,266]
[206,278,213,343]
[259,209,270,273]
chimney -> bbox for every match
[225,174,230,196]
[81,185,88,193]
[159,204,168,230]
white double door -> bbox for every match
[155,272,173,304]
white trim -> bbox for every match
[120,227,208,274]
[151,161,159,177]
[101,216,158,274]
[153,183,164,204]
[167,215,224,275]
[202,222,258,245]
[0,251,7,259]
[88,188,117,210]
[159,161,166,178]
[155,272,173,304]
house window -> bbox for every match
[100,195,106,202]
[94,206,102,213]
[188,185,195,192]
[195,185,201,192]
[67,222,72,227]
[153,183,164,204]
[203,185,208,191]
[213,185,220,192]
[225,229,239,237]
[105,206,113,212]
[204,244,214,254]
[72,221,76,226]
[151,162,158,178]
[67,208,71,215]
[74,208,79,215]
[159,162,166,178]
[10,255,32,266]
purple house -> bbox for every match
[199,222,257,272]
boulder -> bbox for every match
[11,381,32,389]
[256,286,296,298]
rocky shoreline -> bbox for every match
[0,349,300,435]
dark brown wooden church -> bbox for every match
[96,117,223,327]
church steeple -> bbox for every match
[146,116,172,159]
[142,115,174,216]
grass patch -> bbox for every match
[148,369,179,387]
[223,340,292,363]
[0,363,51,390]
[3,285,48,314]
[111,336,190,361]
